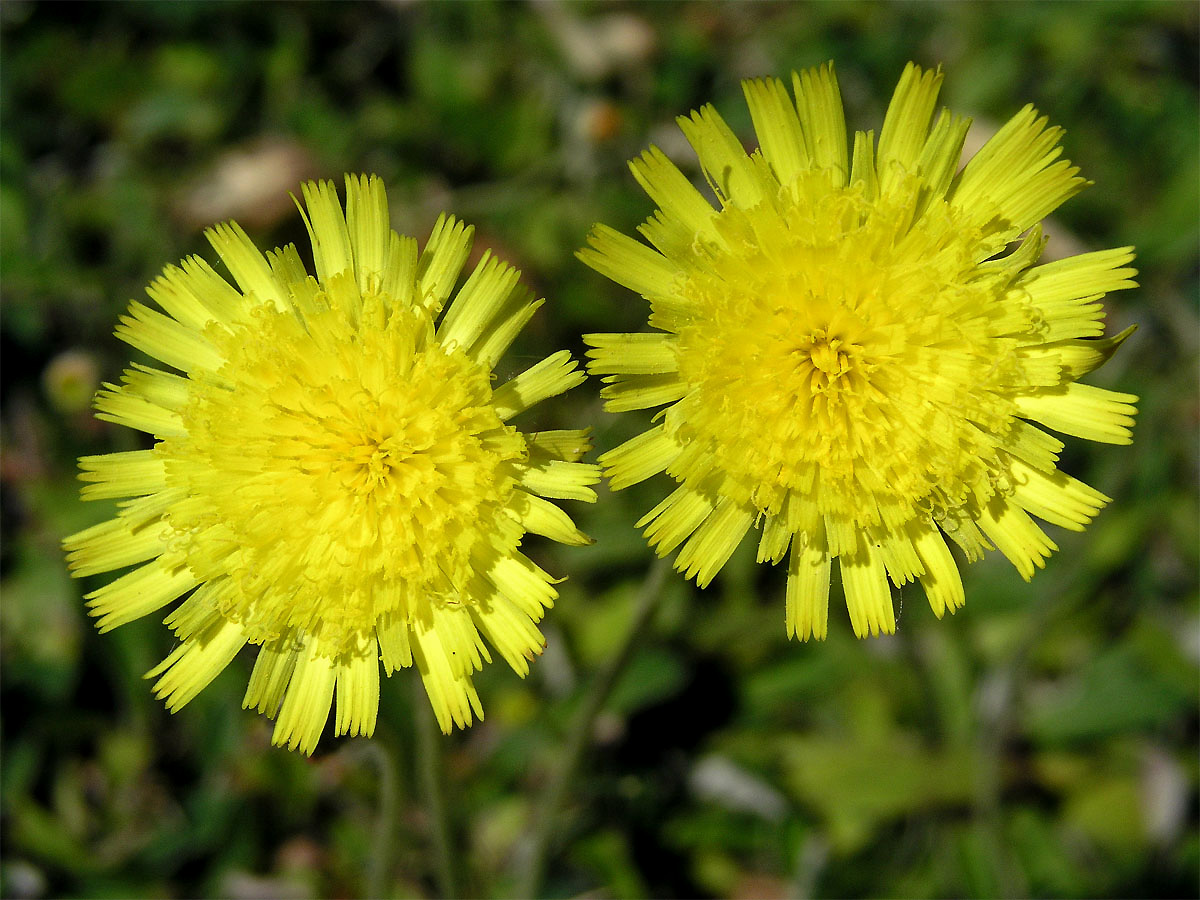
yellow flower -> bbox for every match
[64,175,598,754]
[580,62,1137,640]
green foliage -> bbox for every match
[2,1,1196,898]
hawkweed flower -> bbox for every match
[64,175,598,754]
[581,62,1137,640]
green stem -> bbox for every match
[361,740,399,900]
[517,557,671,898]
[416,680,460,899]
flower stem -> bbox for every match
[517,557,671,897]
[360,741,400,900]
[416,680,460,899]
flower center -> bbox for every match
[669,174,1023,529]
[806,336,844,376]
[159,289,526,652]
[795,328,864,393]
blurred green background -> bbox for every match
[2,1,1197,898]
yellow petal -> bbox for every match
[84,557,196,633]
[910,523,964,618]
[272,632,338,755]
[518,458,601,502]
[743,76,810,186]
[77,450,166,501]
[114,301,224,374]
[598,373,688,412]
[976,499,1057,581]
[792,62,848,185]
[675,498,755,588]
[244,638,300,718]
[205,221,286,310]
[786,526,831,641]
[149,617,247,712]
[599,424,683,491]
[299,179,354,284]
[492,350,586,420]
[64,514,166,578]
[334,636,381,738]
[415,213,474,317]
[677,104,764,209]
[840,540,894,638]
[344,173,391,292]
[1013,383,1137,445]
[877,62,944,194]
[1008,458,1109,531]
[585,333,678,376]
[629,145,721,250]
[577,223,683,299]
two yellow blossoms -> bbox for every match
[64,63,1138,754]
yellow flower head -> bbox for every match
[581,62,1137,639]
[65,175,599,754]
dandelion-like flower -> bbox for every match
[64,175,598,753]
[581,62,1137,639]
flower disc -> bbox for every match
[166,292,526,654]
